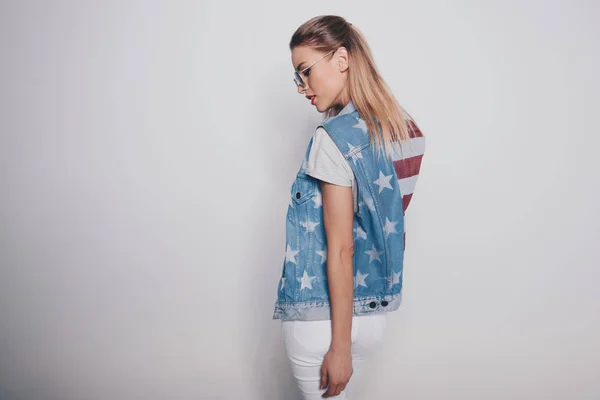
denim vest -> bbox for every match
[272,100,419,321]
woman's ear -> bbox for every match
[336,47,349,72]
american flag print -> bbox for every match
[389,120,426,248]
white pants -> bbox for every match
[281,313,388,399]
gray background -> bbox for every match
[1,1,599,399]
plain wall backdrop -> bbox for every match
[1,1,599,399]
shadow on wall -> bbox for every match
[0,387,31,400]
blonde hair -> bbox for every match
[290,15,417,159]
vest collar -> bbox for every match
[338,99,356,116]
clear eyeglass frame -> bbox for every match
[293,48,337,88]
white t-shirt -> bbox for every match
[305,127,358,213]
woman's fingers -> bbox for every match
[323,383,342,398]
[320,366,328,390]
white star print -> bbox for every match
[298,270,317,290]
[353,117,368,134]
[312,190,322,208]
[285,244,299,265]
[280,277,286,291]
[316,249,327,264]
[373,171,393,193]
[355,271,369,288]
[365,244,383,263]
[300,220,320,232]
[383,217,398,238]
[361,196,376,212]
[354,226,367,240]
[387,271,401,288]
[347,142,363,164]
[347,142,362,154]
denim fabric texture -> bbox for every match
[273,100,411,321]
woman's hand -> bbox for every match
[320,344,353,398]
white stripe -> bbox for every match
[391,137,426,161]
[397,174,419,197]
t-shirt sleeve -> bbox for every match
[305,127,354,187]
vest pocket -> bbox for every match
[292,174,316,205]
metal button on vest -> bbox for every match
[296,192,301,199]
[381,301,388,307]
[369,301,377,308]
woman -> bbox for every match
[272,15,425,399]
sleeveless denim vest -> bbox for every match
[272,100,424,321]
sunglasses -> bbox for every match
[293,49,337,88]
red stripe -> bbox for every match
[407,120,423,138]
[402,193,413,212]
[393,154,424,180]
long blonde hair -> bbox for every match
[290,15,417,159]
